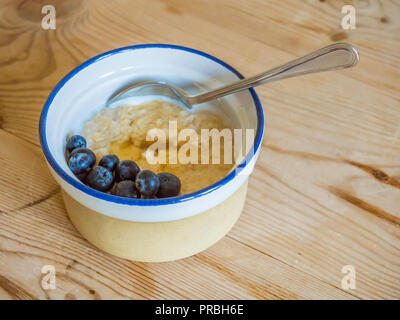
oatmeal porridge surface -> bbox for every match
[79,100,234,194]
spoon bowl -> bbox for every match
[108,80,193,109]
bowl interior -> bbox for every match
[41,45,262,205]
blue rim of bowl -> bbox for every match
[39,44,264,206]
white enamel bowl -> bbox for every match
[39,44,264,262]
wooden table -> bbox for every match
[0,0,399,300]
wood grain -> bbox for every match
[0,0,399,299]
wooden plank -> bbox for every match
[230,147,400,299]
[0,0,399,299]
[1,0,399,145]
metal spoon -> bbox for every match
[107,43,359,110]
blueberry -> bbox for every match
[156,172,181,198]
[86,166,114,192]
[75,172,88,183]
[115,160,140,182]
[99,154,119,172]
[135,170,160,197]
[66,135,87,153]
[114,180,140,198]
[68,148,96,175]
[69,147,96,162]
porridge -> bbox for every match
[79,100,234,195]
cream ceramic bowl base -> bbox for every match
[62,180,248,262]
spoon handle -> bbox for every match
[188,42,359,105]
